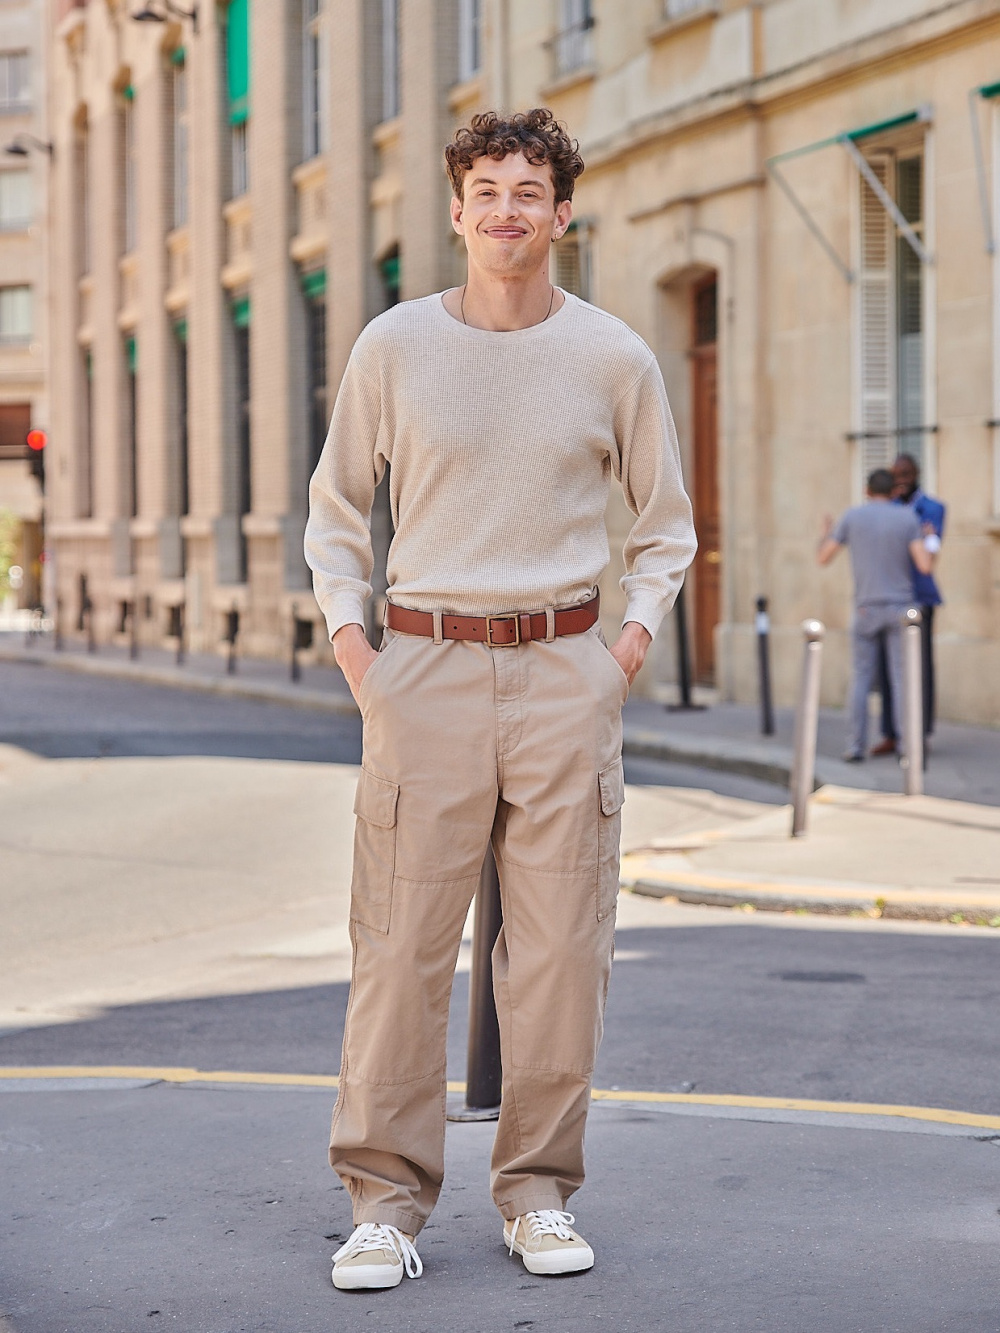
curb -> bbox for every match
[3,646,795,782]
[0,646,359,717]
[623,874,1000,926]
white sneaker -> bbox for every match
[504,1210,595,1275]
[331,1223,422,1290]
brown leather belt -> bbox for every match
[385,594,600,647]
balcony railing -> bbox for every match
[550,14,595,79]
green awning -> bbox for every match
[767,107,930,168]
[171,46,186,67]
[173,318,188,344]
[227,0,250,126]
[980,80,1000,100]
[301,268,326,300]
[232,295,250,329]
[126,336,137,373]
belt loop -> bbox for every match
[432,610,444,645]
[545,608,556,642]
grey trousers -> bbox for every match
[849,603,909,758]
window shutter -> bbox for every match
[858,154,894,476]
[554,223,590,301]
[227,0,250,125]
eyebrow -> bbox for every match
[469,176,548,189]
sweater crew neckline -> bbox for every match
[428,288,575,341]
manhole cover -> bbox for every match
[771,971,866,984]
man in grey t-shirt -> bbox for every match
[817,468,932,761]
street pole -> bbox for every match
[667,585,706,712]
[447,850,503,1123]
[900,607,923,796]
[755,596,774,736]
[789,619,824,837]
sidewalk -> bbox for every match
[3,629,998,803]
[4,629,1000,926]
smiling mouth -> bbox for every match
[485,227,527,238]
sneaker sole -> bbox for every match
[504,1235,595,1276]
[332,1264,404,1290]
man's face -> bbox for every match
[892,457,918,500]
[450,151,572,279]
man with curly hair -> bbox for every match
[306,108,696,1291]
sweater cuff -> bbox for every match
[623,590,670,641]
[319,592,368,644]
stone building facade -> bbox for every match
[44,0,1000,723]
[0,0,47,611]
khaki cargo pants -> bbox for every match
[330,617,627,1237]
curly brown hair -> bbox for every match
[444,108,585,205]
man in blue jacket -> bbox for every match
[871,453,944,753]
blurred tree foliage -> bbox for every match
[0,509,19,589]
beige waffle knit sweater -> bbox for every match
[305,291,696,642]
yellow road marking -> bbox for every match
[1,1066,998,1132]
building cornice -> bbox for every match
[581,0,1000,173]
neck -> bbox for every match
[459,268,558,331]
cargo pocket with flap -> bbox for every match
[350,767,399,934]
[597,759,625,922]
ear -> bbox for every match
[552,198,573,241]
[450,194,465,236]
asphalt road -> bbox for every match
[2,663,999,1332]
[0,660,787,801]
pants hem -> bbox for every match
[495,1193,570,1222]
[352,1204,426,1237]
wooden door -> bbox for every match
[691,277,720,684]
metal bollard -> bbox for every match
[172,603,186,668]
[54,596,63,652]
[129,600,139,661]
[789,619,825,837]
[900,607,923,796]
[666,585,706,713]
[447,850,503,1123]
[225,606,239,675]
[755,596,775,736]
[289,603,314,683]
[85,597,96,653]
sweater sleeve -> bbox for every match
[612,359,698,639]
[304,347,385,642]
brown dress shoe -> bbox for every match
[869,738,897,757]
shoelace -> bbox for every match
[508,1209,576,1255]
[332,1222,423,1278]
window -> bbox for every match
[303,0,325,160]
[553,222,592,301]
[381,0,399,121]
[121,92,137,253]
[458,0,481,82]
[76,121,90,275]
[0,402,30,461]
[0,52,29,114]
[380,247,400,308]
[554,0,593,78]
[125,336,138,517]
[80,350,93,517]
[227,0,250,197]
[0,285,32,344]
[302,270,327,475]
[857,147,927,475]
[233,296,251,580]
[665,0,714,18]
[172,59,189,228]
[174,321,189,516]
[0,170,30,230]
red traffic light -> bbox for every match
[26,428,46,452]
